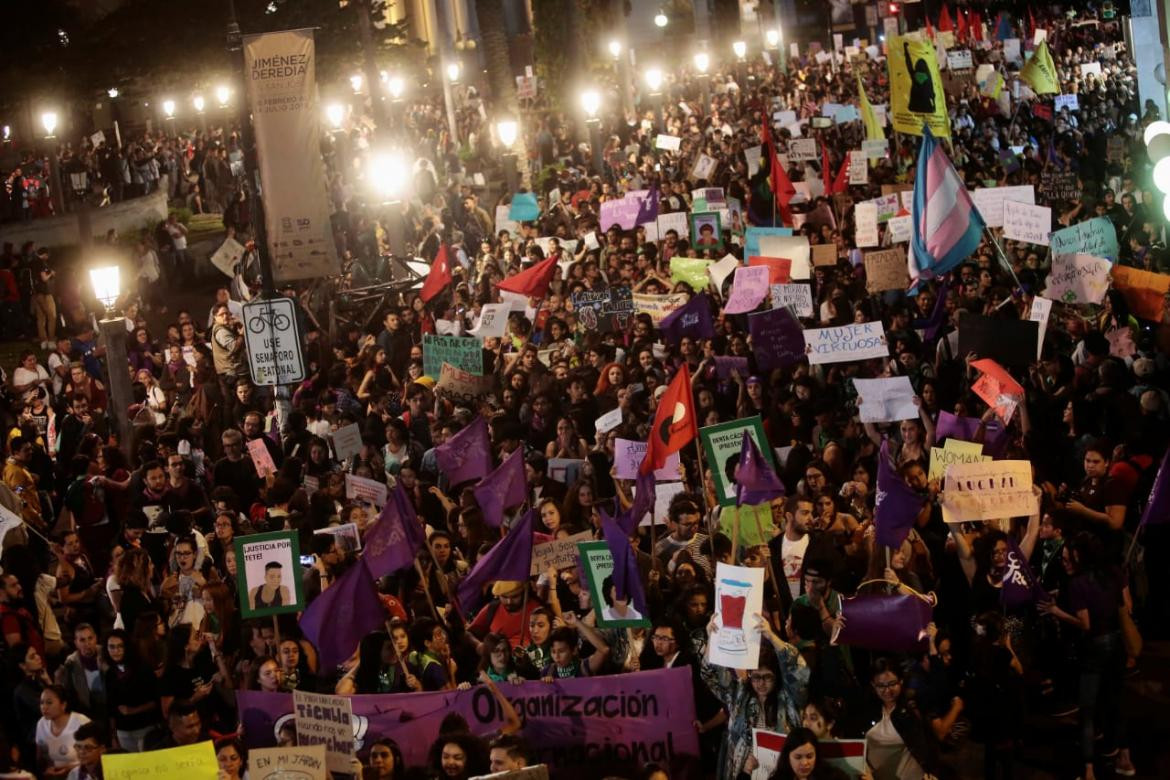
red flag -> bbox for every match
[1028,8,1037,39]
[495,255,558,299]
[925,16,934,39]
[831,157,850,195]
[956,10,968,41]
[639,364,697,475]
[971,9,984,41]
[939,5,953,32]
[419,243,453,303]
[821,146,833,199]
[760,113,771,146]
[769,144,796,226]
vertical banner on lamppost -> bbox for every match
[244,29,339,282]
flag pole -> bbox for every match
[983,226,1025,293]
[1124,526,1143,569]
[414,559,442,622]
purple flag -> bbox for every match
[736,431,785,506]
[1000,536,1047,608]
[456,507,536,613]
[660,293,716,344]
[601,509,650,616]
[874,439,922,549]
[436,416,491,486]
[299,560,386,669]
[635,185,660,226]
[748,307,807,370]
[1139,448,1170,528]
[362,480,426,578]
[912,281,950,342]
[935,410,1009,459]
[473,446,528,528]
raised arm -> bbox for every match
[949,524,976,584]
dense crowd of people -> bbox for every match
[0,5,1166,780]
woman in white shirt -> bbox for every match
[36,685,90,778]
[11,351,51,404]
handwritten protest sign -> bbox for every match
[789,138,818,162]
[531,531,593,575]
[670,257,712,291]
[1002,201,1051,245]
[614,439,680,480]
[1055,93,1079,112]
[103,740,218,780]
[970,185,1036,227]
[247,438,277,478]
[852,377,918,423]
[758,235,811,279]
[1039,171,1080,202]
[471,303,510,339]
[330,423,363,463]
[863,138,890,159]
[863,248,910,292]
[294,691,354,774]
[708,563,765,669]
[422,334,482,377]
[1110,265,1170,320]
[250,746,327,780]
[725,266,771,314]
[1045,253,1111,304]
[1049,216,1120,260]
[713,356,749,381]
[595,407,622,434]
[749,308,806,370]
[947,49,974,70]
[345,473,388,508]
[928,439,990,482]
[848,151,868,185]
[700,417,773,507]
[971,358,1025,424]
[887,214,912,243]
[655,133,681,151]
[599,196,644,231]
[657,211,689,239]
[494,205,519,236]
[745,227,794,259]
[572,287,635,332]
[633,292,689,323]
[436,362,496,403]
[769,284,814,317]
[747,256,792,285]
[804,322,889,365]
[744,144,763,174]
[942,460,1038,522]
[1030,296,1053,359]
[855,202,879,247]
[210,236,246,277]
[866,193,901,222]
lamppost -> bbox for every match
[41,111,65,217]
[385,73,405,134]
[581,90,602,175]
[90,266,133,458]
[325,103,345,130]
[368,150,412,258]
[693,52,710,116]
[216,85,231,108]
[193,94,206,132]
[609,38,634,122]
[497,118,519,193]
[443,61,460,141]
[732,41,747,109]
[766,27,785,69]
[644,67,664,132]
[162,99,176,134]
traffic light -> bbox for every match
[888,2,900,14]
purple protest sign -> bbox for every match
[748,308,806,370]
[935,410,1009,459]
[238,668,700,779]
[713,356,749,381]
[614,438,681,480]
[724,266,771,314]
[600,196,644,231]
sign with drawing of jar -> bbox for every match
[708,563,765,669]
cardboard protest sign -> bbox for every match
[1039,171,1081,202]
[247,438,277,478]
[724,266,771,314]
[769,283,814,317]
[748,308,806,370]
[437,362,497,404]
[531,531,592,575]
[1002,201,1052,245]
[888,35,950,137]
[804,322,889,365]
[103,740,218,780]
[578,541,651,627]
[708,563,765,669]
[293,691,355,775]
[670,257,712,291]
[971,358,1025,423]
[758,235,811,280]
[1110,265,1170,321]
[1045,253,1111,304]
[330,422,363,463]
[747,256,792,285]
[957,315,1039,368]
[345,473,389,508]
[852,377,918,423]
[811,244,838,266]
[928,439,990,482]
[1030,296,1052,359]
[970,185,1035,228]
[235,530,305,619]
[471,303,510,340]
[1053,215,1113,260]
[249,745,327,780]
[942,460,1038,523]
[864,248,910,292]
[855,202,879,247]
[571,287,635,332]
[422,334,482,377]
[701,416,773,507]
[632,292,689,323]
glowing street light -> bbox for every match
[765,29,780,48]
[162,99,176,118]
[325,103,345,129]
[580,90,601,119]
[496,119,518,149]
[41,111,59,137]
[644,67,663,92]
[107,88,119,99]
[216,85,231,107]
[193,95,205,113]
[446,62,461,84]
[387,74,405,100]
[608,39,622,59]
[349,73,363,93]
[654,10,668,28]
[368,150,411,202]
[732,40,747,60]
[89,266,120,312]
[693,52,710,74]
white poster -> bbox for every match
[1002,201,1052,245]
[210,236,246,278]
[708,563,766,669]
[495,204,520,236]
[804,322,889,365]
[848,151,868,185]
[855,202,879,247]
[888,214,912,243]
[769,283,814,317]
[471,303,510,340]
[594,407,622,434]
[708,253,740,291]
[1029,296,1052,360]
[244,29,339,282]
[970,185,1035,228]
[757,235,811,280]
[852,376,919,423]
[789,138,818,162]
[655,134,682,151]
[744,144,763,174]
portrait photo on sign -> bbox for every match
[235,530,304,618]
[578,541,651,629]
[700,416,773,507]
[690,211,723,252]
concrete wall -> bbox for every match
[0,188,168,249]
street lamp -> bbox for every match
[162,99,176,119]
[325,103,345,129]
[89,265,133,457]
[581,90,603,175]
[446,62,461,84]
[765,29,780,49]
[107,88,119,99]
[654,10,668,28]
[349,73,363,94]
[732,42,748,108]
[193,95,205,113]
[694,53,711,114]
[497,118,520,192]
[216,85,231,107]
[732,40,747,60]
[367,150,411,257]
[41,111,59,138]
[387,75,405,101]
[608,39,622,60]
[644,67,664,131]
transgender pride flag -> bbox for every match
[909,126,985,286]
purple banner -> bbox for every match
[748,308,806,370]
[238,668,699,778]
[600,196,644,231]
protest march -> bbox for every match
[0,2,1169,780]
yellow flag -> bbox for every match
[858,76,885,141]
[887,35,951,137]
[1020,39,1059,94]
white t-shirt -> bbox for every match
[12,365,50,402]
[780,534,810,600]
[36,712,90,768]
[166,222,188,251]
